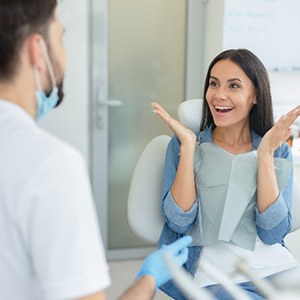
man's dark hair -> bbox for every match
[0,0,57,81]
[200,49,274,136]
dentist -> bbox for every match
[0,1,191,299]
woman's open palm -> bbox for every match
[258,105,300,156]
[151,102,196,145]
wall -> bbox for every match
[39,0,90,164]
[269,71,300,112]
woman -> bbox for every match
[152,49,300,300]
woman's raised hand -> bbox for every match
[258,105,300,156]
[151,102,196,146]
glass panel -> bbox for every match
[108,0,187,249]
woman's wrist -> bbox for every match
[257,151,274,166]
[257,148,274,159]
[180,141,196,152]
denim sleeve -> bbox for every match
[161,135,198,234]
[255,143,293,244]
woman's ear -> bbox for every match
[253,97,257,104]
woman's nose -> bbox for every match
[214,86,228,100]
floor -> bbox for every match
[106,259,170,299]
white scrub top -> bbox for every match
[0,100,111,299]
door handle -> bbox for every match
[95,99,123,129]
[95,86,123,129]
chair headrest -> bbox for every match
[177,99,203,133]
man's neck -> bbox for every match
[0,79,36,119]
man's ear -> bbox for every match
[27,34,45,71]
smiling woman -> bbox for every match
[206,59,256,133]
[204,59,257,154]
[201,49,273,138]
[152,49,300,300]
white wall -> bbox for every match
[269,71,300,116]
[39,0,90,163]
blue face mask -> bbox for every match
[35,87,59,121]
[34,39,61,121]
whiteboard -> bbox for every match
[223,0,300,71]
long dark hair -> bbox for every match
[200,49,274,136]
[0,0,57,81]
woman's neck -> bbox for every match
[212,124,253,154]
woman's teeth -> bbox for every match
[215,106,234,112]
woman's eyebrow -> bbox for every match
[209,76,219,81]
[210,76,243,83]
[227,78,242,83]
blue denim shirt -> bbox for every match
[158,126,293,300]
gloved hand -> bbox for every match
[136,236,192,289]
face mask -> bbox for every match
[34,39,64,121]
[35,86,59,121]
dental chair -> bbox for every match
[127,99,300,246]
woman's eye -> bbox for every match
[209,81,218,87]
[230,83,240,89]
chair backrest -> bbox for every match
[127,135,170,244]
[127,99,300,245]
[177,98,202,132]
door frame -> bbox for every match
[89,0,204,260]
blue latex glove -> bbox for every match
[136,236,192,289]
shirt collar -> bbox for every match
[0,99,35,126]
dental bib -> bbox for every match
[187,143,292,251]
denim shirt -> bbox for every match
[158,126,293,300]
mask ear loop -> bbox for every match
[33,66,42,90]
[39,39,57,89]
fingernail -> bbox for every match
[152,110,157,114]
